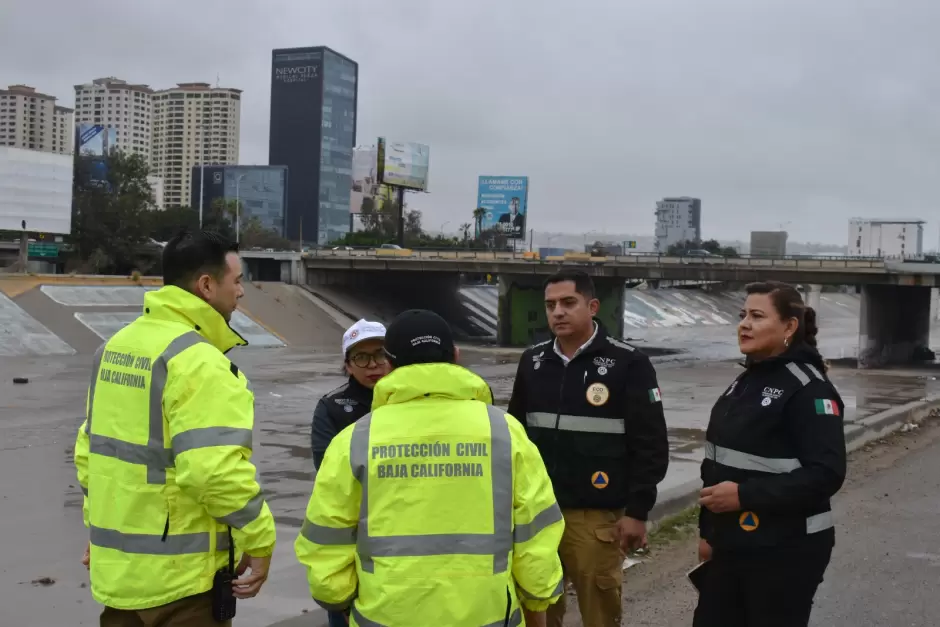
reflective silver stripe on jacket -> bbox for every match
[785,362,810,386]
[803,363,826,381]
[806,512,833,534]
[300,518,357,545]
[526,411,625,434]
[313,590,357,613]
[351,605,522,627]
[518,578,565,601]
[84,343,106,433]
[513,502,563,544]
[86,331,256,486]
[90,524,230,555]
[704,442,802,474]
[350,405,514,575]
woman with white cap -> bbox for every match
[311,319,391,470]
[310,319,390,627]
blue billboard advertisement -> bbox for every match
[75,124,118,187]
[477,176,528,240]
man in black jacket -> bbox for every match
[508,269,669,627]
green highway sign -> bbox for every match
[28,243,60,258]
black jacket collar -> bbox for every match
[743,342,826,373]
[547,319,610,362]
[345,376,375,403]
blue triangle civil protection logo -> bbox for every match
[739,511,760,532]
[591,471,609,489]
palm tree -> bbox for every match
[459,223,472,242]
[472,207,487,239]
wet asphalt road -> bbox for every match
[809,420,940,627]
[2,347,940,626]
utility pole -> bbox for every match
[396,186,406,248]
[198,162,204,228]
[17,220,27,273]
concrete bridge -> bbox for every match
[240,249,940,368]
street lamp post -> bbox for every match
[440,221,450,236]
[234,173,248,245]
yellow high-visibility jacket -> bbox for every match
[295,363,565,627]
[74,286,276,610]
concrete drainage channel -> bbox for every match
[647,393,940,529]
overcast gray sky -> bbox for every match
[3,0,939,246]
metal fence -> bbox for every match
[300,247,888,270]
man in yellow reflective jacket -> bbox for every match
[74,230,277,626]
[295,309,565,627]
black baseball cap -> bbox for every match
[384,309,456,367]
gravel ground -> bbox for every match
[565,414,940,626]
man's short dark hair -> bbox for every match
[543,268,596,300]
[162,230,238,288]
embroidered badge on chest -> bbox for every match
[586,383,610,406]
[593,357,615,376]
[761,386,784,407]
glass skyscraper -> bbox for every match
[269,46,358,246]
[191,165,288,236]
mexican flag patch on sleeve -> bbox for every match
[649,388,662,403]
[815,399,839,416]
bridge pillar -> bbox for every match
[497,274,624,347]
[803,284,821,310]
[858,284,934,368]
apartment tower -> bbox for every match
[151,82,241,208]
[0,85,73,154]
[73,78,153,161]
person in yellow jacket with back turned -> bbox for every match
[74,230,277,627]
[295,309,565,627]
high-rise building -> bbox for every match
[191,165,288,236]
[73,78,153,161]
[654,197,701,252]
[152,82,241,208]
[848,218,924,259]
[269,46,358,245]
[0,85,73,154]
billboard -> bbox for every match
[477,176,528,240]
[351,146,394,215]
[376,138,430,191]
[76,124,118,186]
[76,124,117,156]
[0,146,73,234]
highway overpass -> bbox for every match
[240,249,940,368]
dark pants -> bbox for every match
[328,610,348,626]
[693,540,833,627]
[100,592,226,627]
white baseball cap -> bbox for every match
[342,319,387,355]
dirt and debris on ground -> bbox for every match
[556,416,940,627]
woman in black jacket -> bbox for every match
[309,320,390,627]
[694,281,846,627]
[311,319,390,470]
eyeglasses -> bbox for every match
[348,351,388,368]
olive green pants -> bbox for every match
[547,508,625,627]
[100,592,228,627]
